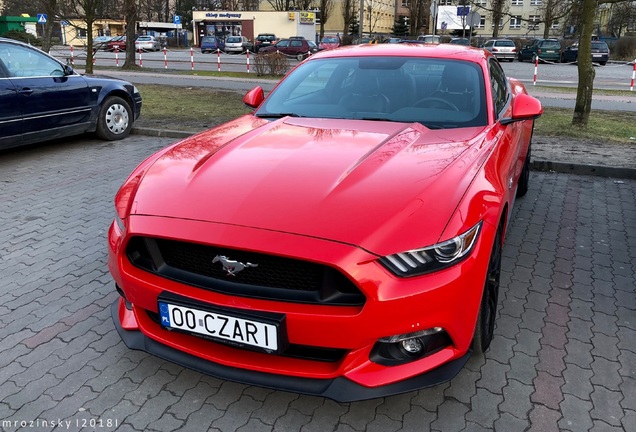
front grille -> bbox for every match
[127,237,365,306]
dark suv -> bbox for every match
[254,34,277,52]
[561,41,609,65]
[518,39,562,63]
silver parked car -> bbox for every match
[135,35,161,51]
[483,39,517,62]
[224,36,253,53]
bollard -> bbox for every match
[246,50,250,73]
[217,49,221,72]
[631,59,636,91]
[163,47,168,69]
[190,47,194,70]
[70,45,74,66]
[138,48,143,67]
[533,56,538,86]
[115,47,119,67]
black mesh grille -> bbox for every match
[127,237,365,306]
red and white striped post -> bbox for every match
[246,50,250,73]
[533,56,539,86]
[630,59,636,91]
[115,47,119,67]
[163,47,168,69]
[217,49,221,72]
[138,49,143,67]
[190,47,194,70]
[70,46,74,66]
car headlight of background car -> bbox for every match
[379,222,482,277]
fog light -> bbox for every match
[370,327,452,366]
[401,338,423,353]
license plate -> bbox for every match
[159,301,280,352]
[593,54,602,57]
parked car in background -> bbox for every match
[417,34,441,44]
[92,35,112,51]
[561,41,609,65]
[259,38,318,60]
[483,39,516,62]
[254,33,277,52]
[135,35,161,51]
[0,37,142,150]
[518,38,561,63]
[225,35,253,53]
[383,37,403,43]
[109,43,542,402]
[319,35,341,50]
[107,36,127,51]
[200,36,223,53]
[449,38,470,46]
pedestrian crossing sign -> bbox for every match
[37,14,47,24]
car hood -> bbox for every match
[132,115,489,255]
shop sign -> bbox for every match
[206,12,242,19]
[300,12,315,24]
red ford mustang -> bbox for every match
[108,43,542,401]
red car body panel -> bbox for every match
[108,44,540,401]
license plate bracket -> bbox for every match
[157,292,288,354]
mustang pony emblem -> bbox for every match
[212,255,258,276]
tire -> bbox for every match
[599,61,607,66]
[516,143,531,198]
[96,96,133,141]
[296,53,305,61]
[471,224,503,355]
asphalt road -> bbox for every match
[1,133,635,431]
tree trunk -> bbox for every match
[572,0,596,127]
[41,0,57,53]
[123,1,139,69]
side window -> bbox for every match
[489,59,509,117]
[2,44,64,78]
[290,40,303,48]
[277,40,289,48]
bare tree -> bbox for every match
[407,0,427,37]
[342,0,357,35]
[58,0,109,74]
[122,0,138,69]
[366,0,391,35]
[266,0,288,10]
[606,1,636,36]
[319,0,334,38]
[489,0,507,38]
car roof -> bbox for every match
[308,43,489,63]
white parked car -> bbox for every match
[135,35,161,51]
[224,36,253,53]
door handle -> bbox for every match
[18,88,34,95]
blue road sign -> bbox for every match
[37,14,47,24]
[173,15,181,25]
[457,6,469,16]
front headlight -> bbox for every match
[379,222,482,277]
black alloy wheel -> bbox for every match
[472,224,503,355]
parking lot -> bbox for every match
[1,134,635,431]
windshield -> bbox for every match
[495,40,515,47]
[541,40,561,48]
[255,56,487,129]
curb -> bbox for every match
[131,128,636,180]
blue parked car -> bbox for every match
[201,36,224,53]
[0,37,142,150]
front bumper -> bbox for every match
[109,215,494,400]
[112,298,470,402]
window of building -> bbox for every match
[491,18,504,29]
[530,0,543,5]
[477,17,486,29]
[511,0,523,6]
[510,16,522,29]
[551,20,560,29]
[528,15,540,30]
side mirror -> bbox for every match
[243,86,265,108]
[500,93,543,125]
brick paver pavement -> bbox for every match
[1,135,635,432]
